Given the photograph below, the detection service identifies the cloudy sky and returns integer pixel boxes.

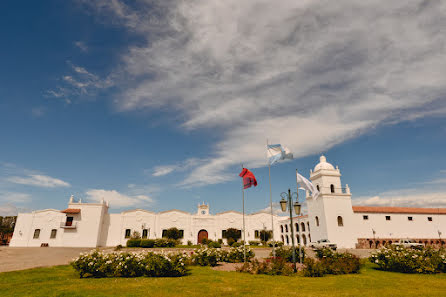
[1,0,446,216]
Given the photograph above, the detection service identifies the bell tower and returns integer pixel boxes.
[197,202,209,216]
[306,156,356,248]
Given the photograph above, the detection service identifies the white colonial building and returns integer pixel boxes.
[10,156,446,248]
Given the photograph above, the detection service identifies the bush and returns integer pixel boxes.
[224,228,241,244]
[268,241,284,247]
[370,245,446,274]
[154,238,177,247]
[187,240,193,246]
[201,238,210,245]
[191,247,223,267]
[140,239,155,248]
[302,258,325,277]
[114,244,123,251]
[237,257,293,276]
[71,250,187,278]
[231,241,243,248]
[126,239,141,248]
[164,228,183,240]
[271,246,306,263]
[225,246,255,263]
[249,241,260,246]
[302,248,361,277]
[208,241,221,248]
[218,239,223,244]
[227,238,235,246]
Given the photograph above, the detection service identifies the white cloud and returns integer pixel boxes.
[354,192,446,208]
[86,189,154,208]
[7,174,70,188]
[31,106,46,117]
[151,158,202,177]
[152,165,177,177]
[0,192,31,204]
[74,41,88,52]
[86,1,446,186]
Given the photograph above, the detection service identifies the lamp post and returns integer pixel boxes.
[280,188,301,272]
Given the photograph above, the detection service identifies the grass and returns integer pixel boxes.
[0,263,445,297]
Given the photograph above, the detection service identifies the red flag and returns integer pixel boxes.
[239,168,258,189]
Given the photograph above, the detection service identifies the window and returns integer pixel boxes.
[309,234,311,242]
[33,229,40,239]
[315,216,320,226]
[316,185,320,191]
[254,230,259,238]
[385,216,391,221]
[295,223,299,232]
[125,229,131,238]
[301,222,305,232]
[337,216,344,227]
[285,225,288,232]
[330,184,335,193]
[307,222,310,231]
[162,230,167,237]
[142,229,148,239]
[179,230,184,238]
[363,215,368,220]
[65,216,74,226]
[286,235,289,244]
[428,217,433,222]
[50,229,57,239]
[222,230,227,238]
[408,216,413,221]
[281,235,284,243]
[280,225,284,233]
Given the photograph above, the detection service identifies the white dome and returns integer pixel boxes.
[314,155,335,171]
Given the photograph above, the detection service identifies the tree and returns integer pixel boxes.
[164,227,183,240]
[224,228,241,243]
[260,230,272,243]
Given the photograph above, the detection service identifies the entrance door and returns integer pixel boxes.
[197,230,208,244]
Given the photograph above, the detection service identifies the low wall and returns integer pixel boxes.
[356,238,446,249]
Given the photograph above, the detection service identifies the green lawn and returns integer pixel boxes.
[0,263,445,297]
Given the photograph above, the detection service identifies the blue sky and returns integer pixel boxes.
[1,1,446,216]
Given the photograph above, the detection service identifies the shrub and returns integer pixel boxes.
[302,248,361,277]
[208,241,221,248]
[231,241,242,248]
[227,238,235,246]
[154,238,177,247]
[140,239,155,248]
[191,247,223,267]
[126,239,141,248]
[302,258,325,277]
[237,257,293,276]
[370,245,446,274]
[224,228,242,244]
[187,240,193,246]
[271,246,306,263]
[225,246,255,263]
[164,228,183,240]
[268,241,284,247]
[114,244,123,251]
[249,241,260,246]
[217,239,223,244]
[201,238,210,245]
[71,250,187,278]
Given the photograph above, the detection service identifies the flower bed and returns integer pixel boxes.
[370,245,446,274]
[190,246,255,266]
[237,257,294,275]
[71,250,187,278]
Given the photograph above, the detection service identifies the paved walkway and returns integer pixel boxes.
[0,247,92,273]
[0,246,374,273]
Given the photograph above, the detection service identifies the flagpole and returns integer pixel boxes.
[296,169,303,264]
[267,140,276,258]
[241,165,246,263]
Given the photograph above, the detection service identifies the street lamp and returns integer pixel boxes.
[280,189,301,272]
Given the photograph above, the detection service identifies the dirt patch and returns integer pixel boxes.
[211,262,243,272]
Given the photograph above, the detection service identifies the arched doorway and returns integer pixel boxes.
[197,230,208,244]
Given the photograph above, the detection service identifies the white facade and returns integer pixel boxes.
[10,156,446,248]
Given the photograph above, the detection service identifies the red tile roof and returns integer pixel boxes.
[352,206,446,215]
[61,208,81,214]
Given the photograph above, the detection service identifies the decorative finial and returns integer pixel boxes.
[320,155,326,162]
[69,195,74,203]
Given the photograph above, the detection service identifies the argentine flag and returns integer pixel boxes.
[267,144,293,165]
